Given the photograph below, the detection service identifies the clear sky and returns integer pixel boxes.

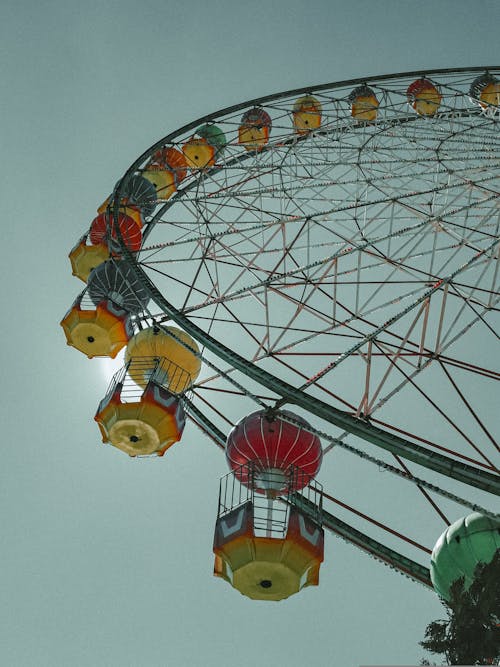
[1,1,499,666]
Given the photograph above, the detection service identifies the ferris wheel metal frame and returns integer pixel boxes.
[104,66,499,589]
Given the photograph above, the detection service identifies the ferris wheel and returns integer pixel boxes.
[62,67,500,601]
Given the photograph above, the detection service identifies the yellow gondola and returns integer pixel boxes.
[125,325,201,393]
[293,95,322,134]
[469,72,500,109]
[214,503,324,601]
[69,235,110,283]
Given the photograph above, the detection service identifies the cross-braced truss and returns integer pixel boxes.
[111,68,499,586]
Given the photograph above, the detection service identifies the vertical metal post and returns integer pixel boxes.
[265,497,273,537]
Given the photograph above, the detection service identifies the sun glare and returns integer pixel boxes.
[96,351,125,386]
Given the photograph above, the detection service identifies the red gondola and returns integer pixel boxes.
[89,211,142,252]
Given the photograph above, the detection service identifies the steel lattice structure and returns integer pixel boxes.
[103,67,500,588]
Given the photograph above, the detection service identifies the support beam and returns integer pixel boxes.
[125,259,499,496]
[293,494,433,588]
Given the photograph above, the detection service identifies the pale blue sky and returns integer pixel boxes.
[1,1,498,666]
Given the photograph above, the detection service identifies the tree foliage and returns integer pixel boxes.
[420,550,500,665]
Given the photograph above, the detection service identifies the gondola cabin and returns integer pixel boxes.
[238,107,272,150]
[89,210,143,253]
[214,501,324,601]
[142,147,188,200]
[293,95,322,134]
[97,200,143,229]
[95,371,186,457]
[125,325,201,393]
[69,235,110,283]
[116,174,158,217]
[183,124,227,169]
[469,73,500,109]
[430,512,500,602]
[407,78,442,116]
[213,459,324,601]
[60,296,133,359]
[87,259,150,315]
[349,85,379,122]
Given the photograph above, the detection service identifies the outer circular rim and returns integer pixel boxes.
[102,67,500,585]
[117,66,499,179]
